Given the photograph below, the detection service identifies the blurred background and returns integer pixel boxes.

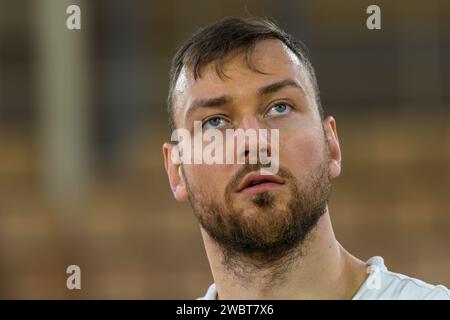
[0,0,449,298]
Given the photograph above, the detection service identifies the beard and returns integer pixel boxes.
[182,150,331,273]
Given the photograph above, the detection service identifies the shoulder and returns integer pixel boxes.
[382,270,450,300]
[354,256,450,300]
[197,283,217,300]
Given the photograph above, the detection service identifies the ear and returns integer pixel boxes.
[322,116,342,179]
[162,142,189,201]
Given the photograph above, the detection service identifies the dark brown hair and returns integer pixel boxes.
[167,17,323,132]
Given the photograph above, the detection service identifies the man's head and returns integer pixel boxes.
[163,17,341,266]
[167,17,323,133]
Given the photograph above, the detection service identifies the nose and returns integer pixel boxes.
[239,115,262,132]
[236,116,272,164]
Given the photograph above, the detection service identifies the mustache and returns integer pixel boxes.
[226,163,294,194]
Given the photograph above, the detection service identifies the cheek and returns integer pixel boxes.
[280,130,326,174]
[183,163,230,195]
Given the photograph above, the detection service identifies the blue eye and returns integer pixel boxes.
[203,117,226,129]
[268,103,292,116]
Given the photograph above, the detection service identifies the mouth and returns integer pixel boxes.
[236,172,285,195]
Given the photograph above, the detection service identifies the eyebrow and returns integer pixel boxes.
[185,95,232,122]
[184,78,305,122]
[258,79,305,96]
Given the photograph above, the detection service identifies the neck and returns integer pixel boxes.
[200,210,368,299]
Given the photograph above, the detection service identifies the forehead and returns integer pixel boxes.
[172,39,314,125]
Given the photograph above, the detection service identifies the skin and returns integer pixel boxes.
[163,39,368,299]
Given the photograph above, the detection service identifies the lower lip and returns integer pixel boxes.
[239,182,284,195]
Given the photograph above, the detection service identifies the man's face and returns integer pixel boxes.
[164,39,341,262]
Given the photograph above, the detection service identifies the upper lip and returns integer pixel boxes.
[236,172,285,192]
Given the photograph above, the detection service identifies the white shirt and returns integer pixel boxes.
[198,256,450,300]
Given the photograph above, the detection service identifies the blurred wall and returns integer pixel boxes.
[0,0,449,298]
